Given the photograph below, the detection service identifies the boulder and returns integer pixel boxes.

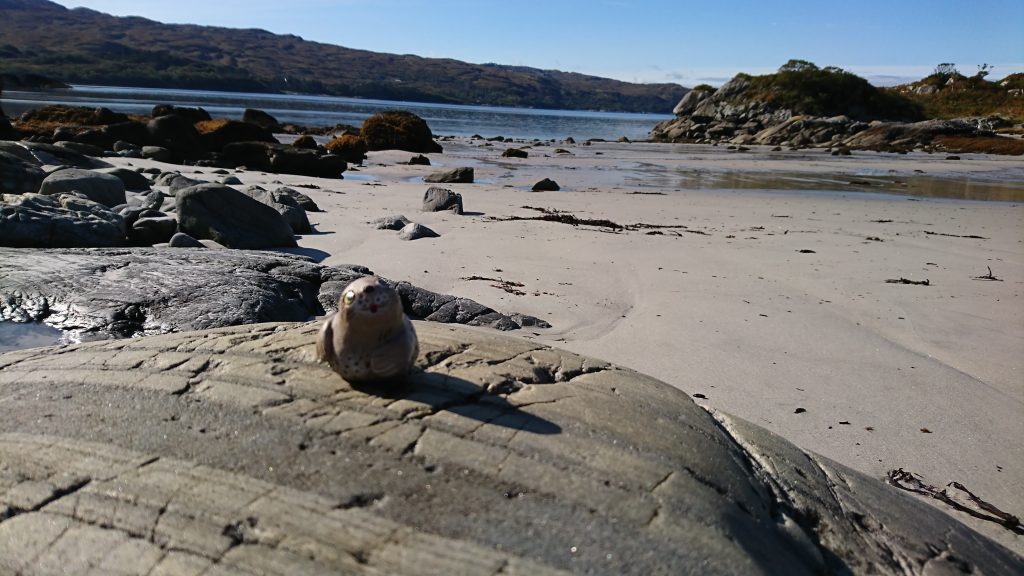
[373,214,411,230]
[175,183,297,248]
[158,173,207,195]
[324,134,367,164]
[13,141,110,169]
[151,104,211,124]
[141,146,174,163]
[130,213,178,246]
[422,186,464,214]
[168,231,205,248]
[220,142,347,178]
[532,178,560,191]
[424,167,474,183]
[221,175,243,185]
[240,185,311,234]
[398,222,440,240]
[502,148,528,158]
[0,192,126,247]
[242,108,281,130]
[196,119,275,152]
[99,167,151,192]
[292,134,319,150]
[408,154,431,165]
[0,113,19,140]
[273,186,320,212]
[147,115,204,160]
[39,168,126,207]
[101,121,151,147]
[0,150,45,194]
[361,110,442,153]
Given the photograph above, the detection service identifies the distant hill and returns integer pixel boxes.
[0,0,685,113]
[888,65,1024,122]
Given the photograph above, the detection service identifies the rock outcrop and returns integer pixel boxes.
[175,183,298,249]
[361,111,442,154]
[0,248,548,339]
[0,193,126,248]
[0,321,1018,574]
[38,168,126,208]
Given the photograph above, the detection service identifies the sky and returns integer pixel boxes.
[56,0,1024,87]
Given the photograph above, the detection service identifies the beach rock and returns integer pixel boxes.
[98,167,151,192]
[241,185,312,234]
[176,183,298,248]
[0,150,45,194]
[147,115,204,160]
[424,167,474,183]
[398,222,439,240]
[373,214,411,230]
[0,192,126,247]
[532,178,560,191]
[422,186,464,214]
[53,140,104,158]
[408,154,431,165]
[220,142,347,178]
[242,108,281,130]
[502,148,529,158]
[13,141,111,170]
[151,104,211,123]
[130,213,178,246]
[101,120,151,148]
[220,175,243,185]
[361,110,443,154]
[0,248,545,337]
[273,186,321,212]
[38,168,126,207]
[141,145,173,162]
[0,321,1017,574]
[197,119,275,152]
[168,231,205,248]
[0,113,17,140]
[158,173,207,195]
[324,134,367,164]
[292,134,319,149]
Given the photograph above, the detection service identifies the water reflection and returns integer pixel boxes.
[0,322,64,353]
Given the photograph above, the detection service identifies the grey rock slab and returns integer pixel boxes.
[422,186,464,214]
[0,321,1018,575]
[0,248,546,339]
[423,166,474,183]
[176,183,298,249]
[372,214,411,230]
[130,214,178,246]
[38,168,126,208]
[273,186,321,212]
[0,193,126,248]
[99,167,152,192]
[0,150,45,194]
[168,231,205,248]
[14,141,111,170]
[398,222,439,240]
[240,185,311,234]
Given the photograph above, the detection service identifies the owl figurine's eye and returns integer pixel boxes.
[342,290,356,306]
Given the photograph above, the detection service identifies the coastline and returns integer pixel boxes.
[13,138,1024,553]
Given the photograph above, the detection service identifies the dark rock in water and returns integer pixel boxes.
[39,168,126,208]
[422,186,464,214]
[151,104,210,124]
[408,154,431,165]
[141,146,173,163]
[0,248,544,338]
[398,222,439,240]
[502,148,528,159]
[361,111,442,154]
[532,178,560,191]
[273,186,320,212]
[424,167,474,183]
[99,167,151,192]
[130,213,178,246]
[0,193,126,248]
[197,120,275,152]
[240,185,311,234]
[147,115,204,160]
[168,231,204,248]
[373,214,411,230]
[292,134,319,150]
[242,108,281,131]
[0,150,45,194]
[176,183,297,249]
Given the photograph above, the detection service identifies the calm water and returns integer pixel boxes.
[1,85,673,142]
[0,322,64,353]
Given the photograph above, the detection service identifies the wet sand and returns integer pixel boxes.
[120,140,1024,551]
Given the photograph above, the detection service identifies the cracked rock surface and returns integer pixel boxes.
[0,322,1018,575]
[0,248,547,339]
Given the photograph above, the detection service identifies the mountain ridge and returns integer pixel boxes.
[0,0,685,113]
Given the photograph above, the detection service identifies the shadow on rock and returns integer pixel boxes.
[350,372,561,436]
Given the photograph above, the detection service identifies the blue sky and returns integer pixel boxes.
[57,0,1024,86]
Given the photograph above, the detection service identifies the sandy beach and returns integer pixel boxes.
[106,139,1023,552]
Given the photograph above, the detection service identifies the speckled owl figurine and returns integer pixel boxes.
[316,276,419,382]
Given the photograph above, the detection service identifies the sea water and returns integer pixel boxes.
[1,85,674,142]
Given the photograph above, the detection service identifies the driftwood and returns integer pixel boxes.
[972,266,1003,281]
[888,469,1023,534]
[923,230,988,239]
[886,278,930,286]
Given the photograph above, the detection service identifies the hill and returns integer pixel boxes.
[0,0,684,113]
[889,65,1024,123]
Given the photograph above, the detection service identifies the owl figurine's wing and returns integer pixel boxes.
[370,318,419,379]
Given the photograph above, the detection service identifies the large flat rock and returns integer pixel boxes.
[0,322,1018,574]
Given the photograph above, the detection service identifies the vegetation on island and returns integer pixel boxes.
[0,0,683,112]
[890,63,1024,122]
